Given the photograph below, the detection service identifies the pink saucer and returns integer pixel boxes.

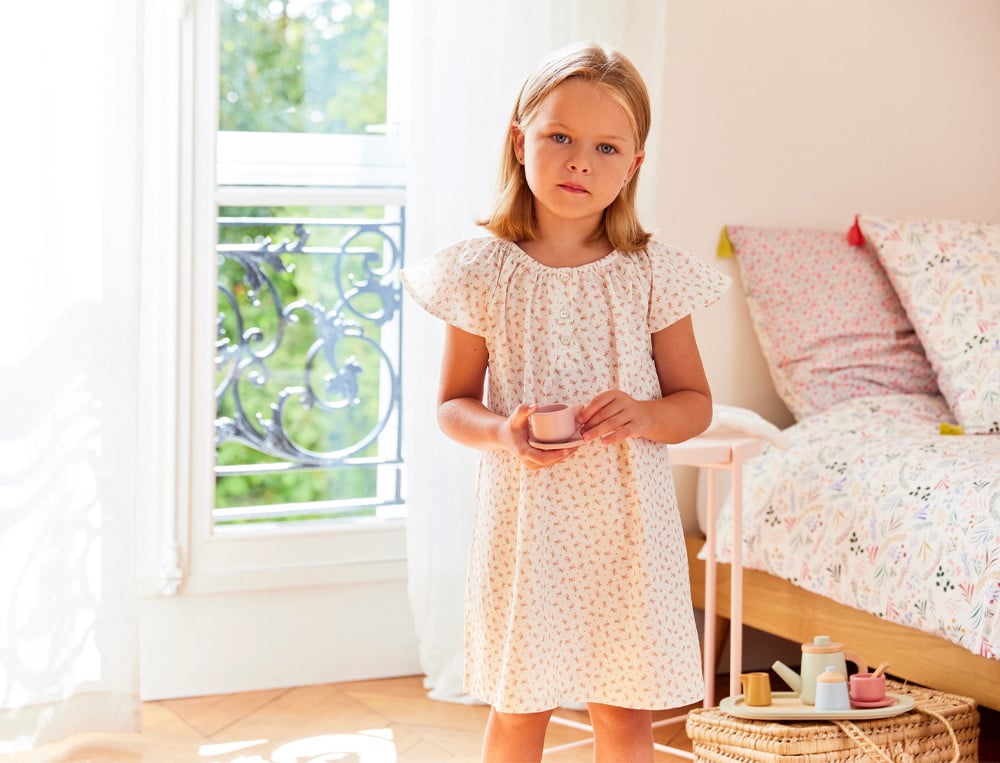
[529,434,587,450]
[850,696,896,709]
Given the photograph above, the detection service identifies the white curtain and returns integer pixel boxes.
[403,0,670,701]
[0,0,143,751]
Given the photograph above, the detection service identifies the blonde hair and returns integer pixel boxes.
[478,42,652,252]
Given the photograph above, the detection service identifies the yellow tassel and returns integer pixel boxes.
[717,226,734,258]
[939,422,965,435]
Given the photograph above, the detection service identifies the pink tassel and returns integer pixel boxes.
[847,215,865,246]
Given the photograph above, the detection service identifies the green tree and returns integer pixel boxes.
[220,0,388,134]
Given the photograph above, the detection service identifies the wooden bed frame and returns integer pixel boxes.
[685,534,1000,712]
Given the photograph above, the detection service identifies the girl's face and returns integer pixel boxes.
[513,78,644,237]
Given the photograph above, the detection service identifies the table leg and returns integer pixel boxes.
[702,467,717,709]
[729,453,745,698]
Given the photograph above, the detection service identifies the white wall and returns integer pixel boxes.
[649,0,1000,525]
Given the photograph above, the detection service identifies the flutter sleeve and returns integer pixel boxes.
[398,237,503,337]
[646,241,732,333]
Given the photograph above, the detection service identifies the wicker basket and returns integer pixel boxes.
[686,681,979,763]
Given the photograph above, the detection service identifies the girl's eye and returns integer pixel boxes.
[552,133,569,144]
[598,144,617,155]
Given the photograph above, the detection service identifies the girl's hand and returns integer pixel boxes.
[578,390,652,445]
[505,404,576,469]
[577,315,714,446]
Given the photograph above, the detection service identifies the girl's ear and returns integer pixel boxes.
[625,150,645,183]
[511,123,525,164]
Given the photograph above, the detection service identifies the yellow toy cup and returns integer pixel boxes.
[740,672,772,706]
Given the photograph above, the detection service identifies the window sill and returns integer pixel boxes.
[137,516,408,598]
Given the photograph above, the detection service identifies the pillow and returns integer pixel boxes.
[860,216,1000,434]
[727,226,939,420]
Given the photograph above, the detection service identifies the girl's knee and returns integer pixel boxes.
[488,707,554,732]
[587,703,652,733]
[587,704,655,763]
[482,707,555,762]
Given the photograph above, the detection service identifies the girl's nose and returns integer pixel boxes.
[568,156,591,174]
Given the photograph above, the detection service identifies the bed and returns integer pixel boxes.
[687,216,1000,712]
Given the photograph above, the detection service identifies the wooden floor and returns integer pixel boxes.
[13,675,697,763]
[13,674,1000,763]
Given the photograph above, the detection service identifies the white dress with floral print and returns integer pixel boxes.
[400,237,731,713]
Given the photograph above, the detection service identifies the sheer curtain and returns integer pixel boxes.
[0,0,143,751]
[403,0,670,701]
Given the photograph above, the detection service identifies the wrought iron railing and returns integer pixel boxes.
[213,205,404,525]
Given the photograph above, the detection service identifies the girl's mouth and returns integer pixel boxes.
[559,183,588,194]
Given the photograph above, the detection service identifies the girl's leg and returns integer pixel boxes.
[481,706,555,763]
[587,703,654,763]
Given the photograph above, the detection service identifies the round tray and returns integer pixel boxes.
[719,691,915,721]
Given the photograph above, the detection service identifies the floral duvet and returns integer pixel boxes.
[714,393,1000,659]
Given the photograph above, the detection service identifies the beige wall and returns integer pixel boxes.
[645,0,1000,518]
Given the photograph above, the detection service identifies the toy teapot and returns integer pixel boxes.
[772,635,867,705]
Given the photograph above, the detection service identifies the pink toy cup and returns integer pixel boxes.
[849,672,887,703]
[529,404,578,443]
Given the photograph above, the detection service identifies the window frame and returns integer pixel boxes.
[136,0,411,599]
[217,131,405,188]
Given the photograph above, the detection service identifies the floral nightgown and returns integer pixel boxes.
[400,237,730,712]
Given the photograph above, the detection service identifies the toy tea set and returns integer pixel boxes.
[720,636,916,720]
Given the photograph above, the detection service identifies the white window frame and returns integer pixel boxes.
[136,0,411,600]
[218,132,405,188]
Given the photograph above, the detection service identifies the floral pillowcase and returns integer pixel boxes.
[860,216,1000,434]
[727,226,939,420]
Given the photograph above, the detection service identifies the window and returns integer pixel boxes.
[214,0,406,529]
[220,0,390,137]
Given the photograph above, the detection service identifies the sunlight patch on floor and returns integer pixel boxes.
[197,738,269,756]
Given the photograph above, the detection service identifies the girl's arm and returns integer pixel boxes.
[436,323,499,448]
[579,315,713,445]
[437,324,570,467]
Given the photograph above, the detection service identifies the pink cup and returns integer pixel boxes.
[529,404,578,443]
[849,672,887,703]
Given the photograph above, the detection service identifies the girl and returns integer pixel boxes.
[401,42,730,763]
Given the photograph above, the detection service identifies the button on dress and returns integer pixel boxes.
[400,237,731,712]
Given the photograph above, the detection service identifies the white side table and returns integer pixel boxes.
[667,433,764,705]
[545,433,763,758]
